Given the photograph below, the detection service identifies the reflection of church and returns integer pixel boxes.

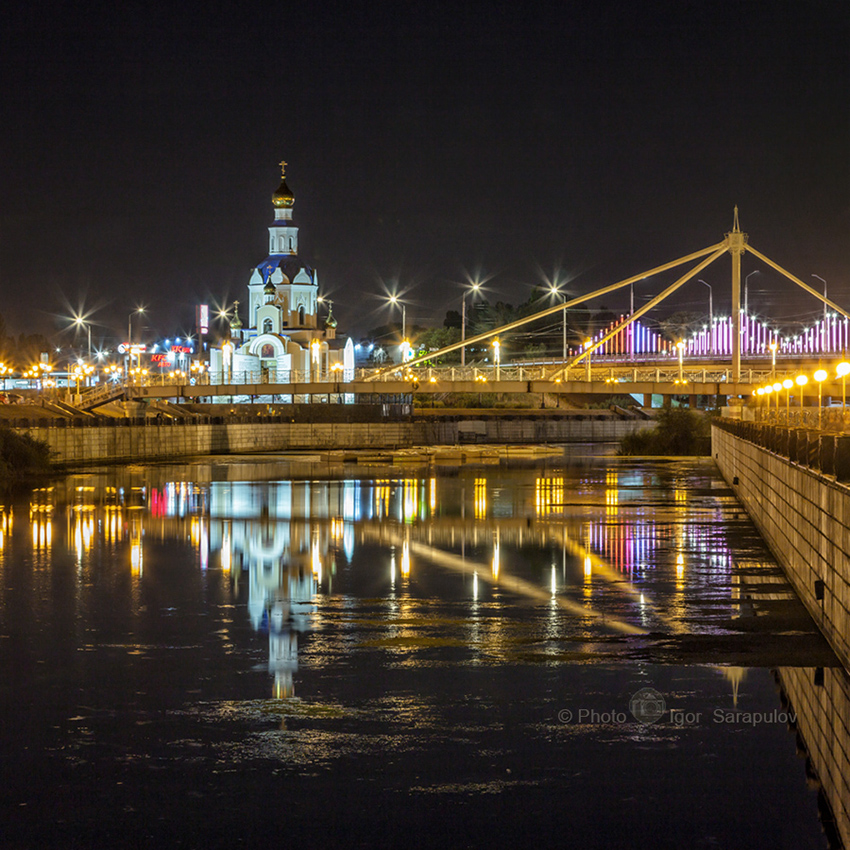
[210,162,354,385]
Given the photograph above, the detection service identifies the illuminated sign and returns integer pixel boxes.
[117,344,147,354]
[170,345,191,354]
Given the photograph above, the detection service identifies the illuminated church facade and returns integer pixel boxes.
[210,162,353,388]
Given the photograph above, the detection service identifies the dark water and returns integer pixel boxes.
[0,450,845,849]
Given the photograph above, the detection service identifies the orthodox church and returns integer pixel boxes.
[210,162,352,388]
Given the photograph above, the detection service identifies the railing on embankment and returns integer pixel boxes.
[18,413,650,468]
[713,419,850,671]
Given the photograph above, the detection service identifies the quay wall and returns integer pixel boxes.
[19,416,649,467]
[712,421,850,670]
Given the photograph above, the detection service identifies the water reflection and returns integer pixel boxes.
[1,457,845,847]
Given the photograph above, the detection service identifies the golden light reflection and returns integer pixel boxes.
[606,470,619,516]
[429,477,437,513]
[375,480,391,519]
[535,476,564,516]
[400,538,411,576]
[104,507,122,544]
[403,479,418,522]
[492,529,500,579]
[312,532,322,583]
[474,478,487,519]
[130,520,143,576]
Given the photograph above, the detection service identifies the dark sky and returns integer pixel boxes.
[1,0,848,347]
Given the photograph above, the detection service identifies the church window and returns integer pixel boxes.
[298,306,305,324]
[262,318,273,334]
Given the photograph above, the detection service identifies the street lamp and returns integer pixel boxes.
[796,374,808,424]
[836,361,850,414]
[492,339,501,381]
[549,284,567,363]
[783,378,793,422]
[813,275,828,351]
[814,369,828,429]
[584,338,593,382]
[697,280,713,353]
[676,340,684,382]
[461,281,481,367]
[388,294,406,344]
[128,307,145,373]
[73,316,92,362]
[769,341,778,379]
[744,270,759,316]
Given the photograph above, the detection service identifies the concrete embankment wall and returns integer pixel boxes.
[20,416,648,467]
[776,666,850,848]
[712,421,850,670]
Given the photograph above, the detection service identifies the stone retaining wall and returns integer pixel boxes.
[713,421,850,670]
[19,417,650,467]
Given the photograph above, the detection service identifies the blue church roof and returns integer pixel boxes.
[256,255,315,285]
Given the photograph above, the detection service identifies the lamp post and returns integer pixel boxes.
[128,307,145,374]
[697,279,713,353]
[783,378,793,423]
[73,317,92,362]
[814,369,828,429]
[836,361,850,417]
[584,338,592,382]
[813,275,827,352]
[388,295,406,343]
[492,339,501,382]
[549,284,567,363]
[769,341,778,379]
[796,374,808,426]
[461,282,481,367]
[744,270,759,316]
[676,340,684,382]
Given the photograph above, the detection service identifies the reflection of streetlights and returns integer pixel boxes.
[461,282,481,367]
[814,369,827,429]
[837,361,850,413]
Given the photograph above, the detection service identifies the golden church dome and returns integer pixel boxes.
[272,177,295,208]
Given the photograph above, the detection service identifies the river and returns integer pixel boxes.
[0,449,846,849]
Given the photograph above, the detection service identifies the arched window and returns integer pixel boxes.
[262,318,273,334]
[298,306,305,325]
[260,344,275,359]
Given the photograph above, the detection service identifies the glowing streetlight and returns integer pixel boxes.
[388,294,406,343]
[492,338,501,381]
[836,361,850,414]
[769,341,778,379]
[676,340,685,382]
[814,369,828,429]
[771,381,782,413]
[461,280,482,367]
[72,316,92,362]
[549,283,567,362]
[585,338,593,382]
[782,378,793,421]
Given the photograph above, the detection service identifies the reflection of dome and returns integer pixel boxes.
[272,177,295,208]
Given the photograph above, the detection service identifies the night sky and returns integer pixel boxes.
[2,1,848,348]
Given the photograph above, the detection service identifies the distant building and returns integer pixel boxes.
[210,162,353,390]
